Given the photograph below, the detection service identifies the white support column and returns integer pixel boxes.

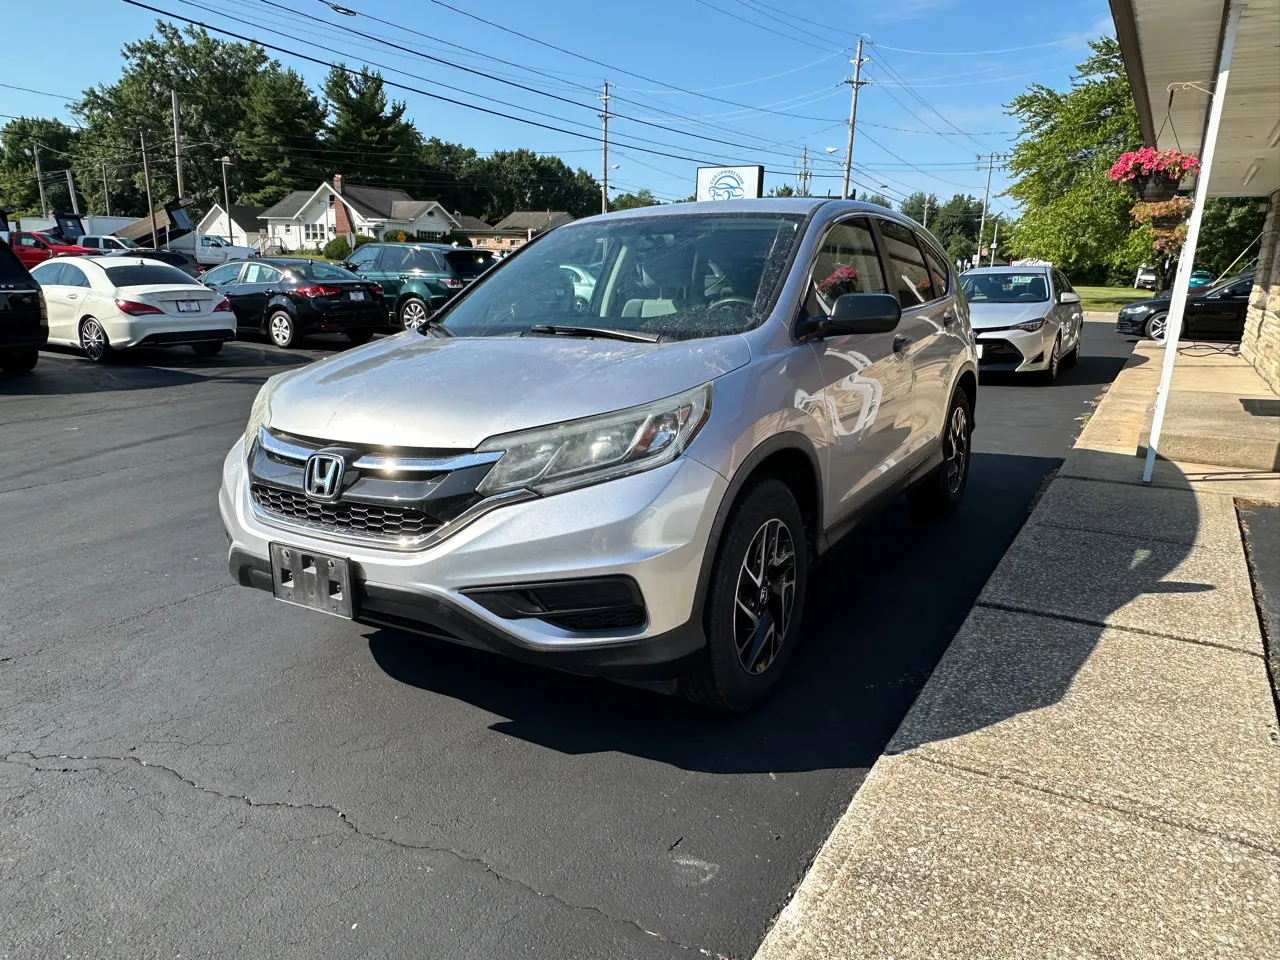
[1143,0,1247,483]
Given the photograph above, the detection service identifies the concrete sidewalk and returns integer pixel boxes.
[757,342,1280,959]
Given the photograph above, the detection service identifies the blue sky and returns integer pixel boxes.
[3,0,1115,215]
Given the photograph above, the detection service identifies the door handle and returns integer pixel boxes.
[893,334,913,353]
[68,294,78,300]
[942,311,956,326]
[398,274,410,281]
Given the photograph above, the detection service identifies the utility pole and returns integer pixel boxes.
[32,143,48,217]
[598,81,611,215]
[65,169,80,215]
[841,38,868,201]
[101,163,112,217]
[990,218,1000,266]
[798,146,812,196]
[171,89,184,199]
[140,130,158,249]
[922,195,930,228]
[975,152,1006,267]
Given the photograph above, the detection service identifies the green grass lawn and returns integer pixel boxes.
[1074,285,1153,313]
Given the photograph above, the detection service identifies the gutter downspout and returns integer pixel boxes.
[1143,0,1247,483]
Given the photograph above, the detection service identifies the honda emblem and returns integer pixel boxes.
[304,453,345,501]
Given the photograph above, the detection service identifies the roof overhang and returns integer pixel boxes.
[1110,0,1280,197]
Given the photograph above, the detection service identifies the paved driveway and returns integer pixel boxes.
[0,322,1131,959]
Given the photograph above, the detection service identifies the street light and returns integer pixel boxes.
[218,156,234,221]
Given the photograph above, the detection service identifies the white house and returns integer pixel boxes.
[196,204,267,248]
[259,175,461,253]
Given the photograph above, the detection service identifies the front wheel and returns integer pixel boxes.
[268,310,297,348]
[908,390,973,518]
[679,479,809,712]
[0,348,38,374]
[1144,312,1168,344]
[1038,333,1061,384]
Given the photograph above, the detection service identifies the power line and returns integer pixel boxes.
[690,0,842,53]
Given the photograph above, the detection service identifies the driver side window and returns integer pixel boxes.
[803,219,886,319]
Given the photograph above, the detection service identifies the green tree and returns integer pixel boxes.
[75,22,273,214]
[235,68,326,205]
[464,149,599,222]
[1005,37,1146,280]
[859,191,893,209]
[610,188,660,210]
[899,191,940,227]
[1196,199,1268,277]
[0,117,77,216]
[322,65,420,187]
[767,184,796,198]
[419,137,481,214]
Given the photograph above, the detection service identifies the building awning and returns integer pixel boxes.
[1110,0,1280,197]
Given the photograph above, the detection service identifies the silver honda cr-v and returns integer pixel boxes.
[220,199,977,711]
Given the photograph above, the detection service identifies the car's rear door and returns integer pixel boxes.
[804,216,915,518]
[373,245,419,303]
[1198,278,1253,336]
[235,262,284,323]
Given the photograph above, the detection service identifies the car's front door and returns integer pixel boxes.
[29,262,75,342]
[13,233,51,268]
[803,217,915,522]
[202,262,248,322]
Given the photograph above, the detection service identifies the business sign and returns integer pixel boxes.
[696,165,764,202]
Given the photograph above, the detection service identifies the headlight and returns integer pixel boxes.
[1011,318,1048,332]
[477,383,712,497]
[1121,303,1154,315]
[243,382,275,451]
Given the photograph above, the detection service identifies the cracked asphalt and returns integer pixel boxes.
[0,322,1131,959]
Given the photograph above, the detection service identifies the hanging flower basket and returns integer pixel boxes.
[1107,147,1200,200]
[1131,197,1193,230]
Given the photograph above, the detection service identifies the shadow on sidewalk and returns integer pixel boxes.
[364,450,1179,775]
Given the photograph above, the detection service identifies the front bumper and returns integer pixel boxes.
[1116,311,1152,335]
[219,438,727,677]
[975,323,1058,372]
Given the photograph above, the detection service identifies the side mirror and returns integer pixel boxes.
[823,292,902,336]
[1058,290,1081,305]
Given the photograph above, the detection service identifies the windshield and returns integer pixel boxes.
[103,263,202,287]
[960,271,1050,303]
[444,249,493,278]
[284,260,359,281]
[434,213,804,340]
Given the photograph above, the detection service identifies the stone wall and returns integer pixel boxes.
[1241,188,1280,394]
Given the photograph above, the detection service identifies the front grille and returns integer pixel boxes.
[251,483,439,540]
[542,606,646,631]
[979,339,1023,364]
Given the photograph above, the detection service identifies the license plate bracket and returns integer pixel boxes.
[349,290,365,301]
[269,543,354,618]
[178,300,201,312]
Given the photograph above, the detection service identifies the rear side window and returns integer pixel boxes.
[0,243,34,284]
[444,249,493,278]
[294,261,359,281]
[242,263,282,284]
[60,263,92,288]
[102,263,199,287]
[378,246,418,273]
[804,218,886,319]
[877,219,935,307]
[81,237,100,249]
[414,250,444,272]
[920,240,950,298]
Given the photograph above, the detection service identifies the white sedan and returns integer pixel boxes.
[30,256,235,362]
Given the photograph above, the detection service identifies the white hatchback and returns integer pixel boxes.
[30,256,235,362]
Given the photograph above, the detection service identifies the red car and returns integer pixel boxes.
[9,231,95,268]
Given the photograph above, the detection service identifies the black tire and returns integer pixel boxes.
[0,348,38,374]
[346,329,373,345]
[267,310,297,349]
[1037,333,1062,384]
[79,318,114,363]
[678,479,809,712]
[398,296,429,331]
[191,342,223,357]
[1144,312,1168,344]
[907,388,973,519]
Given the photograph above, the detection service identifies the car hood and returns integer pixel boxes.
[267,332,752,449]
[968,301,1053,329]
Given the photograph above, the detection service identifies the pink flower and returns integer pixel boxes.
[1107,147,1200,182]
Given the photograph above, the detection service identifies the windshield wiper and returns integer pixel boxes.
[526,324,662,343]
[415,316,452,337]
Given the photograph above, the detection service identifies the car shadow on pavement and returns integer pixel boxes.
[368,450,1127,775]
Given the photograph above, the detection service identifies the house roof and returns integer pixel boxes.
[261,190,312,220]
[492,211,574,232]
[228,204,267,232]
[453,213,494,232]
[340,183,414,220]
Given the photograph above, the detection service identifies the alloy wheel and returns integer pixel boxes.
[944,404,969,494]
[401,299,428,331]
[1147,313,1168,343]
[270,313,293,347]
[733,518,797,675]
[81,320,107,362]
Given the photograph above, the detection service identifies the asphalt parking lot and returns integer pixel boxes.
[1,320,1132,960]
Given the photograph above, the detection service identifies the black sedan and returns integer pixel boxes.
[1116,270,1254,343]
[200,258,385,348]
[109,247,203,278]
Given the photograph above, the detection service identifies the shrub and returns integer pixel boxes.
[323,236,351,260]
